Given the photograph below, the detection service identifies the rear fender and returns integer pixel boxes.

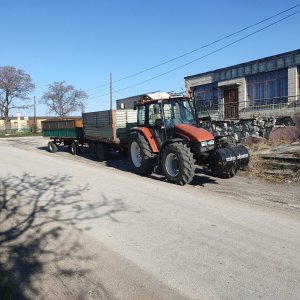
[131,127,159,153]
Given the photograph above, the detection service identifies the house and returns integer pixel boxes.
[185,49,300,120]
[116,91,159,110]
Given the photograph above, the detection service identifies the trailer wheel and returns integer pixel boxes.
[89,142,97,159]
[161,142,195,185]
[70,142,78,155]
[129,132,155,176]
[97,142,108,161]
[48,141,58,153]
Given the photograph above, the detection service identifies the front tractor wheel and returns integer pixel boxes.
[162,143,195,185]
[129,132,155,176]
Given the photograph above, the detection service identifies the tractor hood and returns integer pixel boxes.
[175,124,214,142]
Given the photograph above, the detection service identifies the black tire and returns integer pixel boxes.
[220,167,237,179]
[89,142,97,160]
[161,142,195,185]
[128,132,155,176]
[70,142,78,155]
[97,142,108,161]
[48,141,58,153]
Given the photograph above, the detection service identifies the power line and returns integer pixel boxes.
[86,3,300,93]
[88,9,299,99]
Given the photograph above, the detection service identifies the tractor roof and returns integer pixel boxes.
[135,92,190,107]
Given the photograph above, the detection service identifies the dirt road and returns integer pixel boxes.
[0,137,299,299]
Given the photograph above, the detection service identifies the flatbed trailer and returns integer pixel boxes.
[41,119,84,155]
[82,109,137,161]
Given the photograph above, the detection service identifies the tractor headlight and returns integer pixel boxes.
[201,140,214,147]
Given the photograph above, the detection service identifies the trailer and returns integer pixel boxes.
[41,118,84,155]
[82,109,137,161]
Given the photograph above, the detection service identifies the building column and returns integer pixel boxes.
[288,67,298,102]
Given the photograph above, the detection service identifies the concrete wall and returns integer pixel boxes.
[185,73,213,91]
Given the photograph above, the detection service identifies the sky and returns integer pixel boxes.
[0,0,299,116]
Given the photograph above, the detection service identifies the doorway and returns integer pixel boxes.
[224,88,239,119]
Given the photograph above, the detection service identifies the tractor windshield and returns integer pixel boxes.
[163,99,196,128]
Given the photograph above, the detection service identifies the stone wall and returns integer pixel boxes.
[211,116,299,142]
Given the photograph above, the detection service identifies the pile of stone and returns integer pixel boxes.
[211,116,299,143]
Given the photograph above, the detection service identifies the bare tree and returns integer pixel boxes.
[41,81,87,117]
[0,66,35,130]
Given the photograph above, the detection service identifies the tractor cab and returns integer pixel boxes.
[134,92,215,151]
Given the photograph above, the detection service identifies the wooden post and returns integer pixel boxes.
[110,72,112,110]
[34,96,37,133]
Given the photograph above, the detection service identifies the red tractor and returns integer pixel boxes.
[128,93,249,185]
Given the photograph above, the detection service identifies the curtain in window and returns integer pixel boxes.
[246,69,288,105]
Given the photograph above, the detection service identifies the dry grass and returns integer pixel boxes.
[245,139,292,153]
[242,140,300,183]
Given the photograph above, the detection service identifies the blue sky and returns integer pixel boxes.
[0,0,299,116]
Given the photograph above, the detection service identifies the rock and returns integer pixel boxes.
[269,126,299,143]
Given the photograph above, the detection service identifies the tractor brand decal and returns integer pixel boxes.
[226,156,236,162]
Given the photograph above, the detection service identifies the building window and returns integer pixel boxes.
[232,69,237,77]
[193,83,218,110]
[226,70,232,79]
[238,67,244,77]
[252,64,258,74]
[246,69,288,105]
[245,65,251,75]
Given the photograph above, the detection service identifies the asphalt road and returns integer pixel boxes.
[0,137,299,300]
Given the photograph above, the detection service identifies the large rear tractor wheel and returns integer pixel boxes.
[161,142,195,185]
[97,142,108,161]
[129,132,155,176]
[48,141,58,153]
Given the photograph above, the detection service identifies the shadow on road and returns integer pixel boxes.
[0,173,129,299]
[37,143,219,187]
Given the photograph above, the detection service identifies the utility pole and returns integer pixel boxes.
[110,72,112,110]
[33,96,37,133]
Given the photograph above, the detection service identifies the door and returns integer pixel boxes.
[224,88,239,119]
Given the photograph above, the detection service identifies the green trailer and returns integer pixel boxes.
[82,109,137,161]
[41,119,84,155]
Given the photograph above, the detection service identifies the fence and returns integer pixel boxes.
[198,96,300,120]
[0,127,33,134]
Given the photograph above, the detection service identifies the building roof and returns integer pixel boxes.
[116,91,159,102]
[184,49,300,80]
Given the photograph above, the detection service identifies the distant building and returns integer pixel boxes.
[0,116,81,132]
[116,92,159,109]
[185,49,300,120]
